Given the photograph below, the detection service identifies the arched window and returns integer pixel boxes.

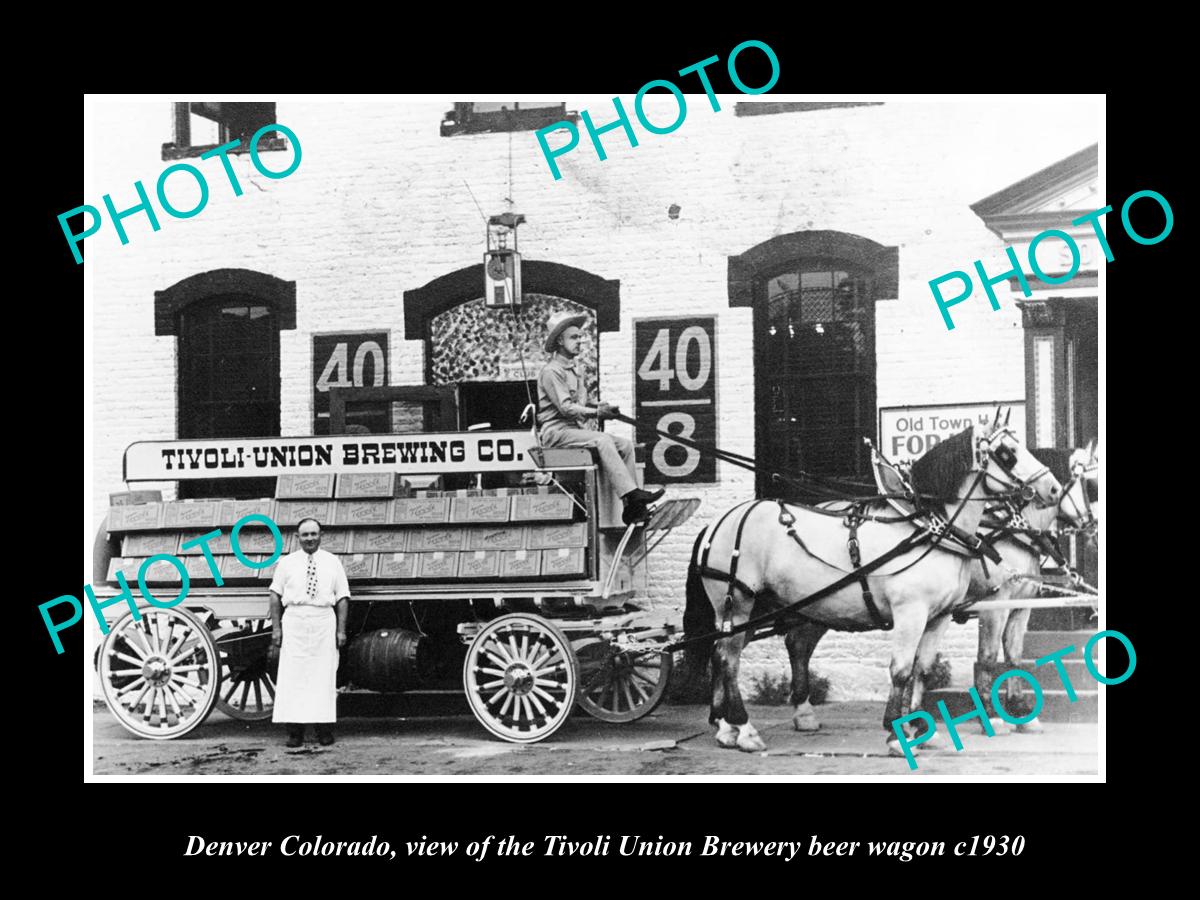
[156,269,295,499]
[179,298,280,441]
[176,298,280,499]
[760,263,875,487]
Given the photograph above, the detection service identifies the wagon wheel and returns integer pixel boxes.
[463,614,579,743]
[574,638,672,723]
[210,618,277,721]
[98,606,220,740]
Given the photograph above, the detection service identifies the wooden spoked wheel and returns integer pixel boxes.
[574,639,673,723]
[98,607,220,739]
[210,618,276,721]
[463,614,579,743]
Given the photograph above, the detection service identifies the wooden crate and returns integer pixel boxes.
[332,499,392,526]
[217,499,274,526]
[450,495,511,523]
[351,529,409,553]
[409,528,466,552]
[541,547,586,577]
[105,557,143,584]
[231,527,284,556]
[106,503,163,532]
[466,525,526,551]
[499,549,541,579]
[109,490,163,506]
[272,500,332,527]
[458,550,500,578]
[526,523,588,549]
[417,551,459,579]
[220,555,268,581]
[335,473,398,498]
[178,531,232,555]
[275,473,336,499]
[510,493,575,521]
[121,532,182,557]
[391,497,451,525]
[339,553,377,580]
[184,555,222,584]
[161,500,222,529]
[377,552,418,580]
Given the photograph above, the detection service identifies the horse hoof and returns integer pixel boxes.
[716,727,739,749]
[737,734,767,753]
[988,717,1012,735]
[887,738,915,758]
[922,731,946,750]
[793,714,820,733]
[1016,718,1044,734]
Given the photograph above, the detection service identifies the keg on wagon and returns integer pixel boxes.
[343,629,436,692]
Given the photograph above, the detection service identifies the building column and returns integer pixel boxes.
[1019,300,1067,449]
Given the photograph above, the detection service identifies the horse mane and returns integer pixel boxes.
[910,426,975,500]
[1029,446,1073,484]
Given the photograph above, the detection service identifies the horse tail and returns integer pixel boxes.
[684,527,716,640]
[670,527,717,703]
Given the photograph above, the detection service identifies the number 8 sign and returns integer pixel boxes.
[633,317,717,484]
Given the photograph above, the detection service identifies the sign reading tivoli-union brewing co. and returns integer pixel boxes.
[124,432,540,480]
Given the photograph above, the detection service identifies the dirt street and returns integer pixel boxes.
[92,698,1099,777]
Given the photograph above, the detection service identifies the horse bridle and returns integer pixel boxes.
[1058,457,1099,533]
[973,427,1055,507]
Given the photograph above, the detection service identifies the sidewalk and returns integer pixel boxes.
[92,699,1099,778]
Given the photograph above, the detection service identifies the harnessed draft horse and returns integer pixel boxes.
[683,419,1062,756]
[776,441,1099,741]
[971,440,1098,735]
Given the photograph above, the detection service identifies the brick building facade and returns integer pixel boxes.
[85,97,1100,699]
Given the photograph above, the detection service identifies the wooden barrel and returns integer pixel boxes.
[344,628,435,692]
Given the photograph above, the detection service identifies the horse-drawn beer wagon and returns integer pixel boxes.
[92,428,697,743]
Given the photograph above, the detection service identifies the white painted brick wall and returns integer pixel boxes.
[85,98,1097,699]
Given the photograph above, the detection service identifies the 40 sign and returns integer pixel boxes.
[313,332,388,435]
[634,317,716,483]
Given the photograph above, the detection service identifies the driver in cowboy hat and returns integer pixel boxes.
[537,311,664,524]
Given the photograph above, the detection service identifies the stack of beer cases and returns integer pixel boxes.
[104,475,589,588]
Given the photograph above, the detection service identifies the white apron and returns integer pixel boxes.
[271,605,338,723]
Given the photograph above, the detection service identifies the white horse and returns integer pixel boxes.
[778,441,1097,740]
[973,440,1098,734]
[684,419,1062,756]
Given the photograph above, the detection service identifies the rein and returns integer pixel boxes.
[611,411,1032,509]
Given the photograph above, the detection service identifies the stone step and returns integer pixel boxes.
[1020,631,1096,660]
[1023,657,1093,687]
[994,656,1093,687]
[968,657,1093,689]
[922,687,1097,723]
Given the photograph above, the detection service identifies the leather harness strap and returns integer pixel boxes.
[844,504,892,630]
[695,501,763,623]
[677,522,938,653]
[681,459,1006,652]
[979,510,1068,568]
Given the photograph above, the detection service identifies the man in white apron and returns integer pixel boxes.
[268,517,351,747]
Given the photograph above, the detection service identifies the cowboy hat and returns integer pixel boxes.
[543,311,588,354]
